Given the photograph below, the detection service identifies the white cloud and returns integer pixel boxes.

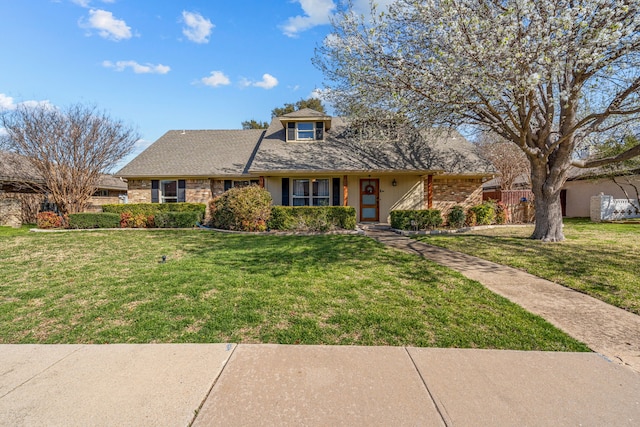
[71,0,116,8]
[281,0,336,37]
[20,100,54,110]
[310,87,330,101]
[103,60,170,74]
[81,9,132,41]
[0,93,16,111]
[0,94,53,112]
[254,74,279,89]
[201,71,230,87]
[181,11,214,44]
[241,74,279,90]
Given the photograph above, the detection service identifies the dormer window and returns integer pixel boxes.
[286,121,325,142]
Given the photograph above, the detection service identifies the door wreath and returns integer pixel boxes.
[364,184,375,194]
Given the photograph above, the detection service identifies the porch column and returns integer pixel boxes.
[259,176,265,188]
[343,175,348,206]
[427,175,433,209]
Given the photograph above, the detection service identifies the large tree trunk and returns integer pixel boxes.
[530,159,566,242]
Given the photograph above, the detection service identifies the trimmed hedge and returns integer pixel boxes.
[154,212,201,228]
[268,206,356,231]
[390,209,443,230]
[103,203,206,217]
[68,213,121,229]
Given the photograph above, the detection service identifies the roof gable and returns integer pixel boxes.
[250,117,494,175]
[116,129,264,178]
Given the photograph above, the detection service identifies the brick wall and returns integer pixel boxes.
[186,179,212,203]
[211,180,225,197]
[429,177,484,214]
[127,179,212,204]
[127,180,152,203]
[0,197,22,228]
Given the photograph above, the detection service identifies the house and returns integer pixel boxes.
[562,166,640,218]
[0,150,127,223]
[116,109,495,223]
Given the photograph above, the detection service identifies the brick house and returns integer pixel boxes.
[0,150,127,224]
[116,109,495,223]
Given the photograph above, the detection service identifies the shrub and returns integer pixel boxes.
[467,202,497,226]
[154,212,201,228]
[36,212,64,229]
[103,203,206,218]
[120,212,151,228]
[446,205,466,228]
[495,201,508,225]
[209,185,272,231]
[390,209,443,230]
[267,206,357,231]
[68,213,120,229]
[465,209,477,227]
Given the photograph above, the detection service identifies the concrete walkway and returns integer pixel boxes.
[1,344,639,426]
[364,228,640,373]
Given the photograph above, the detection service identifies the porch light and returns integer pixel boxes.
[392,178,397,187]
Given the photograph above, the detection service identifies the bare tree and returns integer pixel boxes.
[476,133,530,190]
[1,103,139,216]
[316,0,640,241]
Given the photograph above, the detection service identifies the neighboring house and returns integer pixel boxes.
[0,150,127,217]
[116,109,495,223]
[562,166,640,218]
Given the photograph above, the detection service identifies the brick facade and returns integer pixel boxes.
[127,180,153,203]
[0,197,22,228]
[127,179,212,204]
[211,180,225,198]
[428,177,484,214]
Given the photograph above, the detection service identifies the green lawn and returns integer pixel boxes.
[414,219,640,315]
[0,226,587,351]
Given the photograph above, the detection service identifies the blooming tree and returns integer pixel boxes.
[316,0,640,241]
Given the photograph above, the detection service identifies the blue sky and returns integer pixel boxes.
[0,0,388,166]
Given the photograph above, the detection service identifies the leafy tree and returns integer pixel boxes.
[476,132,530,191]
[316,0,640,241]
[1,103,139,216]
[271,98,326,117]
[241,98,327,129]
[241,119,269,130]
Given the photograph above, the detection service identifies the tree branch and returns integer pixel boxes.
[572,139,640,168]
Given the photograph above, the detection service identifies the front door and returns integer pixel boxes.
[360,178,379,222]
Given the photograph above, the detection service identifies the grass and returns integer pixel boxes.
[414,218,640,315]
[0,226,587,351]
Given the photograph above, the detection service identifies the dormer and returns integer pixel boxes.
[279,108,332,142]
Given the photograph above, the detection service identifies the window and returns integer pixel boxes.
[93,189,109,197]
[286,121,325,141]
[161,180,178,203]
[292,178,330,206]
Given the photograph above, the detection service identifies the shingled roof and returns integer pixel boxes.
[249,117,494,175]
[116,129,265,178]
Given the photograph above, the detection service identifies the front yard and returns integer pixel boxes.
[415,219,640,315]
[0,226,587,351]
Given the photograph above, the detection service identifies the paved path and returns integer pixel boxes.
[1,344,639,426]
[364,228,640,373]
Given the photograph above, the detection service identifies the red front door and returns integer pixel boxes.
[360,178,379,222]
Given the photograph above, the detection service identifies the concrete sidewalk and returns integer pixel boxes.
[1,344,639,426]
[364,228,640,373]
